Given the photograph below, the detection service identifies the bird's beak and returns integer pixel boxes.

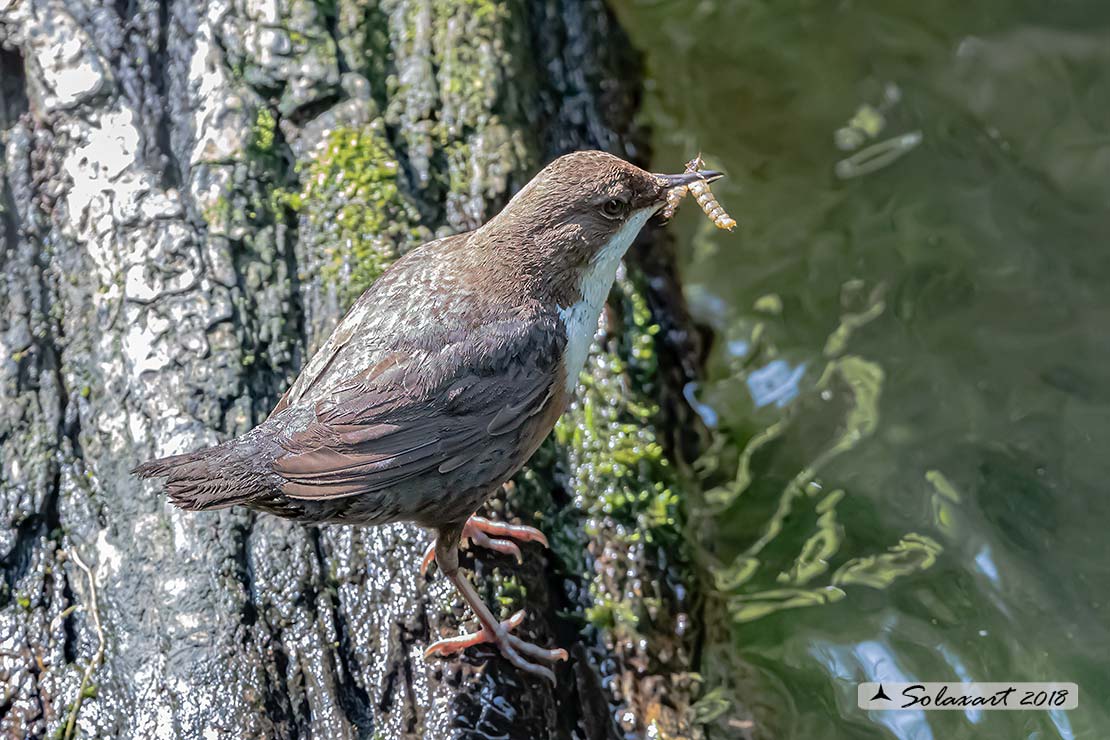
[655,170,724,189]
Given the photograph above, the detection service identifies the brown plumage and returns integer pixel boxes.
[133,150,724,681]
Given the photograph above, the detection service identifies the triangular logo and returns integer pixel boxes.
[870,684,891,702]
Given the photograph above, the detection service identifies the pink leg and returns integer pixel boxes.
[424,528,567,682]
[420,515,549,575]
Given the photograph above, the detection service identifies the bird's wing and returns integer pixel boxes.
[272,317,563,500]
[270,293,376,417]
[269,233,468,417]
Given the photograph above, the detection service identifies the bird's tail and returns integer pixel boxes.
[132,431,281,511]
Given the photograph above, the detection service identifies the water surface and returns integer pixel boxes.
[610,1,1110,737]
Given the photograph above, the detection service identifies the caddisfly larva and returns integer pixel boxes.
[660,155,737,230]
[685,155,736,231]
[661,182,688,221]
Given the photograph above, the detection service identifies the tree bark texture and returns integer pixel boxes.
[0,0,707,737]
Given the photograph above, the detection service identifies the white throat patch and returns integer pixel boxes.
[557,208,654,393]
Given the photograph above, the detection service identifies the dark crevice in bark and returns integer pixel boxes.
[115,0,183,189]
[114,0,132,26]
[530,469,613,737]
[311,529,375,737]
[0,49,28,263]
[266,635,296,736]
[1,185,21,306]
[321,2,350,78]
[37,258,76,615]
[376,649,399,715]
[397,617,423,735]
[0,128,63,618]
[152,0,181,188]
[552,588,618,739]
[278,198,306,395]
[229,239,300,421]
[526,0,644,160]
[236,516,259,627]
[0,46,28,132]
[289,644,313,739]
[261,630,297,738]
[282,91,344,128]
[0,518,37,607]
[570,641,619,740]
[60,571,78,663]
[341,1,394,120]
[237,520,299,736]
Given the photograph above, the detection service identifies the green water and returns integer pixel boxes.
[610,1,1110,737]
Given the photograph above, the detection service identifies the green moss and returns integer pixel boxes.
[554,275,679,535]
[545,273,691,642]
[268,186,302,216]
[690,686,734,724]
[494,571,527,611]
[585,599,639,632]
[251,108,277,154]
[431,0,510,129]
[298,121,423,306]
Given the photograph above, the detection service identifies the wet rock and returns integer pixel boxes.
[0,0,708,737]
[2,0,109,112]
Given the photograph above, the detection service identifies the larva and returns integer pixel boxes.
[661,183,688,220]
[660,155,737,231]
[685,155,736,231]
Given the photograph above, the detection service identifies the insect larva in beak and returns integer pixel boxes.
[661,184,688,220]
[685,156,736,231]
[659,154,736,230]
[687,179,736,231]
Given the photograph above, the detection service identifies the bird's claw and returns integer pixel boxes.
[425,609,568,682]
[421,516,548,576]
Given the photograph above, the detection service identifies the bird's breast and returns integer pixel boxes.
[553,208,655,394]
[556,300,601,394]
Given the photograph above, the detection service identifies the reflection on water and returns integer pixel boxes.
[705,297,941,624]
[611,0,1110,737]
[747,359,806,409]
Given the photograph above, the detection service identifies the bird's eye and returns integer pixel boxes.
[601,199,625,219]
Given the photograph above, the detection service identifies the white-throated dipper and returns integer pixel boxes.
[134,150,723,682]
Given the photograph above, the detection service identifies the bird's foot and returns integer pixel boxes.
[421,516,549,575]
[424,609,568,682]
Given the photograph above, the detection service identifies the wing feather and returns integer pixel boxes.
[272,317,563,501]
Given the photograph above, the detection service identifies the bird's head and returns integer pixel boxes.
[479,150,721,303]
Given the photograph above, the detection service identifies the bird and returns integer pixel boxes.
[133,150,723,682]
